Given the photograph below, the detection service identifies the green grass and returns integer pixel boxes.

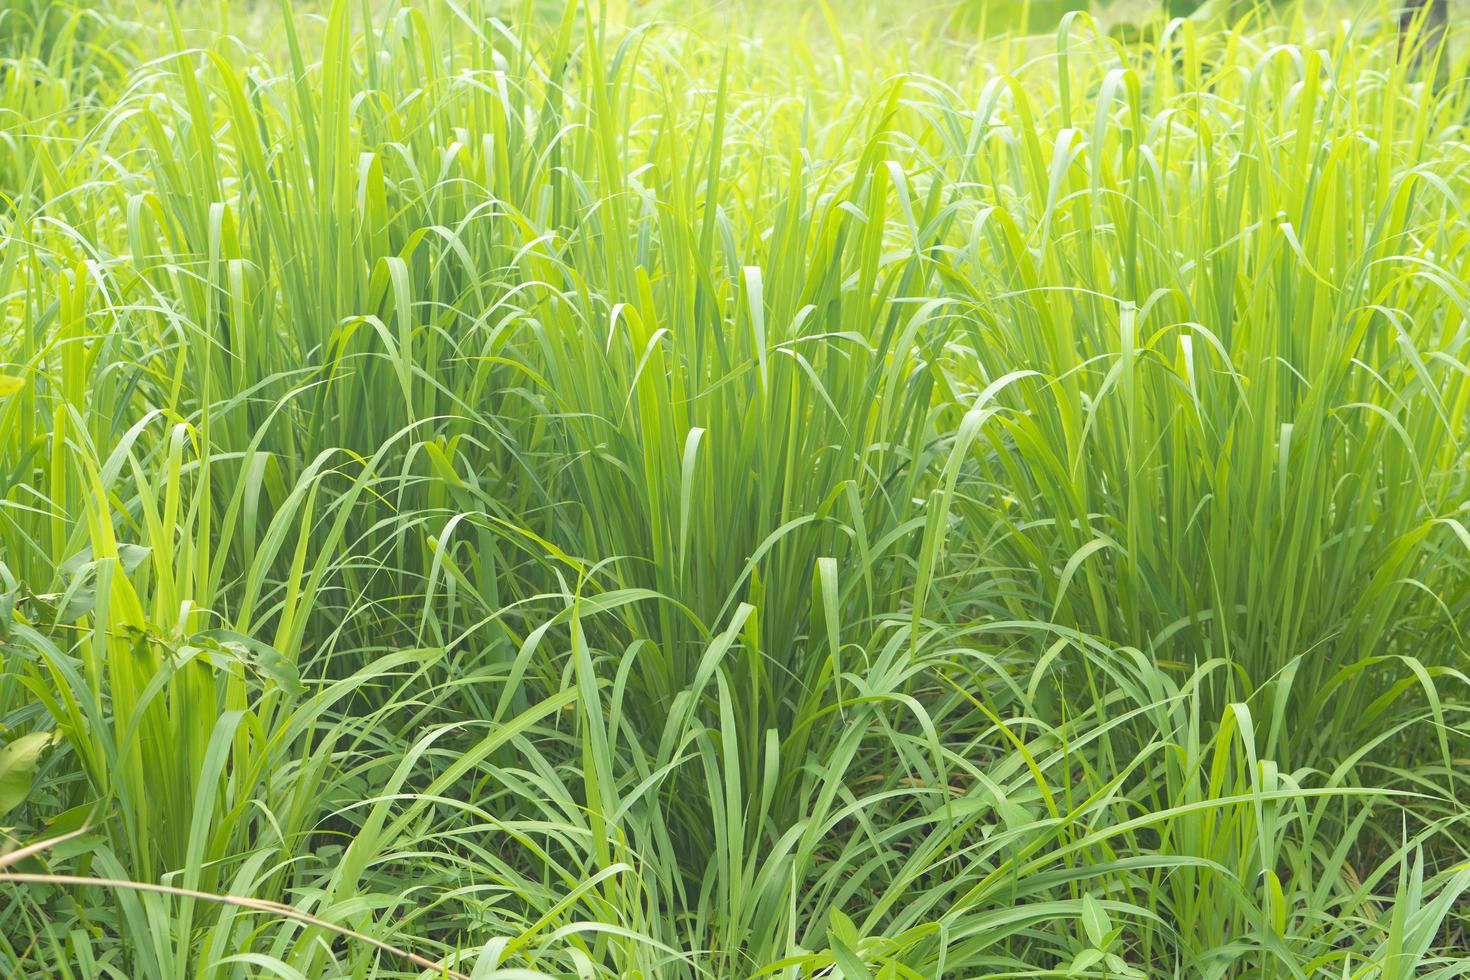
[1,0,1468,976]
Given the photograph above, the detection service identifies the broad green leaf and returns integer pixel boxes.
[0,732,55,817]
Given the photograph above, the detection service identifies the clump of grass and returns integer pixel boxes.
[1,0,1467,976]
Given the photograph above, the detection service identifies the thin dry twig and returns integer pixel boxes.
[0,868,469,979]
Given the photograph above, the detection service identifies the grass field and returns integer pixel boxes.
[1,0,1468,976]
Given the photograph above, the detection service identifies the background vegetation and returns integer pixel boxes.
[1,0,1467,976]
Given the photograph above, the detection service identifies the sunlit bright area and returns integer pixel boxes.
[1,0,1467,976]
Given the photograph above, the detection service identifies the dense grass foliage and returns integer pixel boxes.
[2,0,1468,976]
